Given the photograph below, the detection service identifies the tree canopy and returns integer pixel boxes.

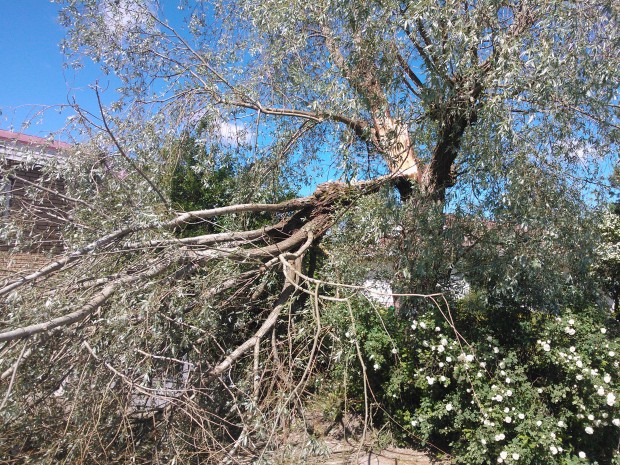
[1,0,619,463]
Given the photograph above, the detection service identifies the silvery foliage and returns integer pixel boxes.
[0,0,617,462]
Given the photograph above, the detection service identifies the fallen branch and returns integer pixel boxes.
[206,282,295,381]
[0,254,179,343]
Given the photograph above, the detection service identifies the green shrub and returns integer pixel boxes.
[324,298,620,464]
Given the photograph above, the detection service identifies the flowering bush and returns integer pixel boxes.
[325,298,619,464]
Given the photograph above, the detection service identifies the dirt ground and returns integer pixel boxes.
[264,412,452,465]
[312,444,449,465]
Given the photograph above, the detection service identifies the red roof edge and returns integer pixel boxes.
[0,129,72,151]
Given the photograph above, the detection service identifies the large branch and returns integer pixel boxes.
[207,282,295,381]
[226,100,371,139]
[0,254,179,343]
[420,6,535,198]
[320,23,422,188]
[0,195,315,296]
[0,176,400,347]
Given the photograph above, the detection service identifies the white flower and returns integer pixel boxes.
[435,326,441,332]
[543,343,551,351]
[419,322,427,329]
[609,351,616,357]
[576,374,583,380]
[391,348,398,354]
[440,338,448,346]
[569,346,576,352]
[607,392,616,406]
[565,327,576,335]
[495,395,504,402]
[437,345,445,353]
[411,420,418,426]
[500,451,508,460]
[446,356,453,363]
[557,420,565,427]
[588,414,595,421]
[578,451,586,459]
[373,363,380,370]
[536,420,542,427]
[604,374,612,383]
[493,347,499,353]
[480,362,487,368]
[576,360,583,368]
[411,321,418,330]
[597,387,605,396]
[466,354,474,362]
[494,433,505,441]
[426,376,435,385]
[568,319,575,325]
[612,418,620,427]
[601,328,607,334]
[481,438,487,445]
[550,446,558,455]
[518,413,525,420]
[537,388,543,393]
[439,375,446,382]
[446,403,453,411]
[505,377,511,384]
[512,453,520,460]
[505,389,513,397]
[585,426,594,434]
[504,416,512,423]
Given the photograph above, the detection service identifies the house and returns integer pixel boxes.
[0,130,71,276]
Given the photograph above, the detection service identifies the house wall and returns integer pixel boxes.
[0,131,70,277]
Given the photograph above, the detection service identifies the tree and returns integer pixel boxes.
[1,0,618,462]
[593,166,620,317]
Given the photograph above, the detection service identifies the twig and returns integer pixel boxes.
[94,86,170,208]
[0,341,28,412]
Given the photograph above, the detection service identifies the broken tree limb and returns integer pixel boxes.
[0,254,180,343]
[206,282,296,381]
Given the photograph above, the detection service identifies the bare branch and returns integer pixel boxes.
[94,87,170,208]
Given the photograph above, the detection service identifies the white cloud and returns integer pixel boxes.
[219,121,252,147]
[188,113,253,147]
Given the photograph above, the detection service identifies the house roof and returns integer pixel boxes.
[0,130,72,151]
[0,130,72,164]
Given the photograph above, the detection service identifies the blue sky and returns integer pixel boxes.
[0,1,105,142]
